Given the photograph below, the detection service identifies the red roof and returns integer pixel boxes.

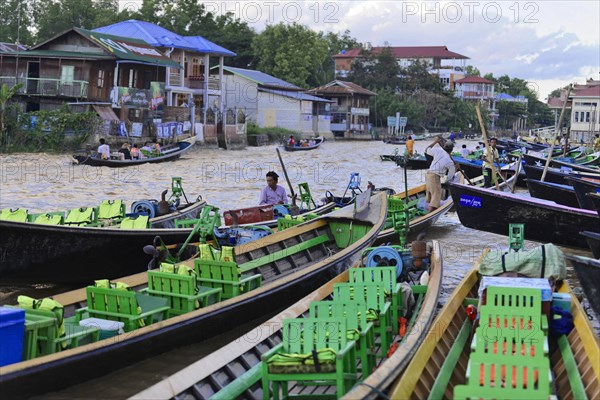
[455,76,495,84]
[571,85,600,97]
[334,46,468,60]
[547,97,564,108]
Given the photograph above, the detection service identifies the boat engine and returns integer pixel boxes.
[131,199,159,219]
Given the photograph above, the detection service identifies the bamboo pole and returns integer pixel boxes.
[276,148,297,208]
[541,84,572,182]
[510,153,523,193]
[475,104,500,190]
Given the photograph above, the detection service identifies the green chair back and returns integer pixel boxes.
[120,215,149,229]
[64,207,94,225]
[97,200,125,220]
[0,208,28,222]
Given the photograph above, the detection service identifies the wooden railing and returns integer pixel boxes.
[0,76,89,98]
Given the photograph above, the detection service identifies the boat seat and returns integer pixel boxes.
[310,300,376,379]
[64,207,95,226]
[96,200,125,222]
[261,317,357,399]
[147,269,222,316]
[480,286,548,334]
[349,266,402,334]
[333,282,393,356]
[20,308,100,359]
[195,260,262,300]
[76,286,169,332]
[0,208,28,222]
[32,212,65,225]
[120,214,150,229]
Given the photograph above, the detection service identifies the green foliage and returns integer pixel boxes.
[2,106,99,152]
[0,0,34,45]
[349,47,401,91]
[465,65,481,77]
[246,121,297,143]
[252,23,328,88]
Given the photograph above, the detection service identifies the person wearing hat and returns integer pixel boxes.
[259,171,288,205]
[425,137,455,212]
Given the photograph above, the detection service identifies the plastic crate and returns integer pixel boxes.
[0,307,25,366]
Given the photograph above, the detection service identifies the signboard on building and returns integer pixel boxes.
[351,107,369,116]
[117,82,165,109]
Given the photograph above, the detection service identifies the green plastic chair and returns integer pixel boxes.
[261,317,357,399]
[310,300,376,379]
[64,207,95,226]
[147,270,222,316]
[76,286,169,332]
[120,214,150,229]
[480,286,548,334]
[333,282,393,356]
[195,259,262,300]
[0,208,28,222]
[349,266,402,334]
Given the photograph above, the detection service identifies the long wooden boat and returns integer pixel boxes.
[566,175,600,210]
[383,136,407,145]
[589,192,600,217]
[376,182,454,244]
[568,254,600,318]
[580,231,600,259]
[131,240,443,399]
[0,192,388,398]
[524,152,600,173]
[283,136,324,151]
[447,181,599,248]
[222,201,336,227]
[525,178,579,208]
[73,138,196,167]
[0,190,206,279]
[522,163,600,185]
[394,154,433,170]
[390,256,600,399]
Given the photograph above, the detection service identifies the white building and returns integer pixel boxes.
[217,66,332,138]
[570,85,600,142]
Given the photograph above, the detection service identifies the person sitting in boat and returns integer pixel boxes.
[482,138,500,188]
[425,137,455,212]
[141,142,153,158]
[288,135,295,146]
[130,144,140,160]
[118,143,132,160]
[460,144,470,158]
[259,171,288,205]
[97,138,110,160]
[309,139,316,146]
[153,140,162,155]
[406,135,415,157]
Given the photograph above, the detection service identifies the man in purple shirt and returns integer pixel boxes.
[259,171,288,205]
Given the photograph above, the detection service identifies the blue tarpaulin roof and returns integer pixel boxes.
[94,20,236,56]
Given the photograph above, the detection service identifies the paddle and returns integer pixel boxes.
[475,104,499,190]
[541,84,572,182]
[276,148,298,210]
[510,154,523,193]
[455,163,473,185]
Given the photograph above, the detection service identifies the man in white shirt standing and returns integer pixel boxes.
[425,137,456,211]
[97,138,110,160]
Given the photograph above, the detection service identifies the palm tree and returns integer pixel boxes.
[0,83,23,142]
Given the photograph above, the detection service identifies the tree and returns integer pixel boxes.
[0,83,23,142]
[464,65,481,77]
[0,0,34,45]
[398,60,442,96]
[252,23,328,88]
[348,47,401,91]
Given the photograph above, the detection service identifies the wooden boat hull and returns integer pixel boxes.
[390,259,600,400]
[375,183,453,244]
[522,163,600,185]
[525,178,579,208]
[447,181,599,248]
[0,199,206,279]
[222,202,336,227]
[132,241,443,399]
[73,139,195,167]
[581,231,600,259]
[394,155,432,170]
[568,255,600,318]
[589,192,600,218]
[566,175,600,210]
[0,194,388,398]
[524,152,600,173]
[283,137,324,151]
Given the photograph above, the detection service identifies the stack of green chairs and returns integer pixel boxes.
[261,318,358,399]
[310,300,376,379]
[454,286,553,400]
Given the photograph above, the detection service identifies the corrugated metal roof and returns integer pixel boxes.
[455,76,495,84]
[259,88,332,103]
[94,20,235,56]
[0,49,114,60]
[334,46,469,60]
[0,42,27,53]
[308,80,377,96]
[219,66,300,89]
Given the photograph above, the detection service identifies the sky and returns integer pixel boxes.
[192,0,600,101]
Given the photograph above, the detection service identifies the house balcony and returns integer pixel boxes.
[0,76,89,98]
[168,73,221,92]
